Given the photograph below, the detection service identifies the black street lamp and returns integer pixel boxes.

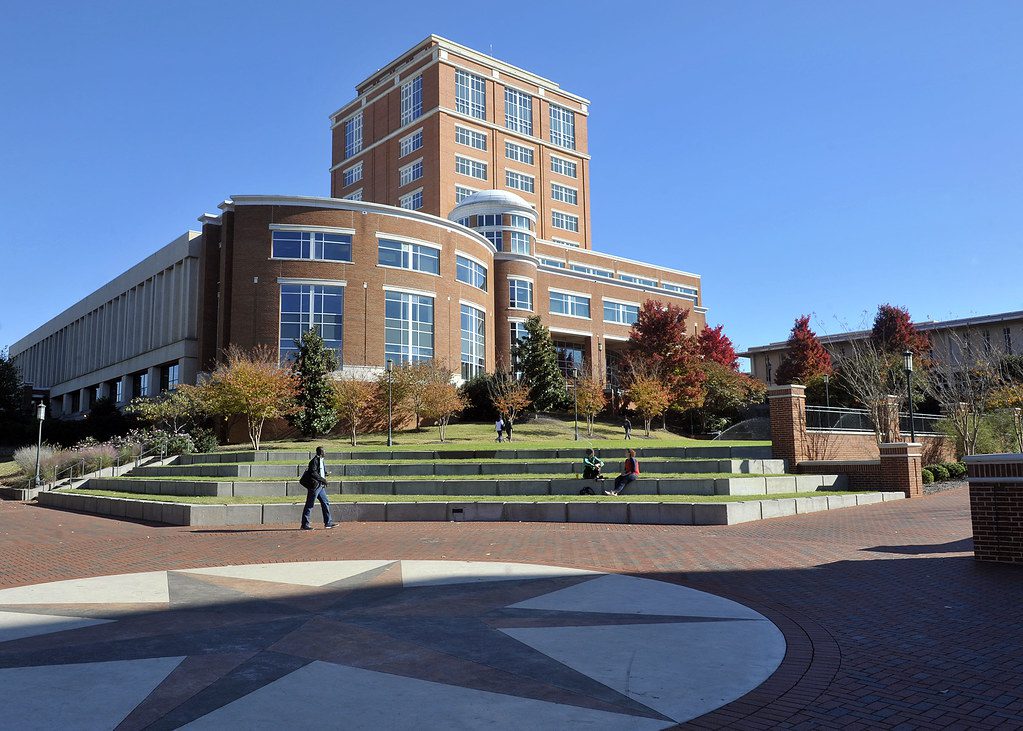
[386,359,394,448]
[33,401,45,486]
[824,373,831,409]
[572,367,579,441]
[903,350,916,442]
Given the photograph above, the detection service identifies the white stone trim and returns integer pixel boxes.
[549,326,593,338]
[269,224,356,236]
[277,278,347,288]
[602,296,641,307]
[549,286,591,299]
[603,334,630,343]
[382,285,436,299]
[454,250,488,268]
[374,233,442,250]
[506,274,535,283]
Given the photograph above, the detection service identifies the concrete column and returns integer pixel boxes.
[79,387,91,414]
[96,382,111,401]
[146,366,160,397]
[965,453,1023,564]
[62,393,73,415]
[121,374,134,404]
[178,356,199,386]
[768,384,808,468]
[879,442,923,498]
[50,397,62,418]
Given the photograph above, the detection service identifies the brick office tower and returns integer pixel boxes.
[330,35,592,248]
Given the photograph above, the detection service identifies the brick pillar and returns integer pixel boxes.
[768,384,808,468]
[879,442,923,498]
[966,454,1023,564]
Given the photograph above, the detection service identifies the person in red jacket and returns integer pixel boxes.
[605,449,640,496]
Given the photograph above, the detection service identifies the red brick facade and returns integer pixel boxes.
[966,455,1023,564]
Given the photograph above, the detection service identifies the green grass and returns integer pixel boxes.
[0,460,23,479]
[178,456,754,467]
[68,489,858,504]
[113,472,786,482]
[234,417,769,453]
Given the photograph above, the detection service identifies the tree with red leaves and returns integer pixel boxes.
[698,325,739,371]
[627,301,705,411]
[775,315,833,385]
[870,304,930,356]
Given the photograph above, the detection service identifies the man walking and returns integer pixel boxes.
[623,416,632,441]
[301,446,336,530]
[495,416,505,443]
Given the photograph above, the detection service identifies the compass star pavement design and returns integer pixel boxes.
[0,560,785,729]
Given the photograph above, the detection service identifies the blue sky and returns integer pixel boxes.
[2,1,1020,360]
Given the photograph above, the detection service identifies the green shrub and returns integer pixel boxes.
[921,468,934,484]
[943,461,967,479]
[926,464,950,482]
[189,427,219,454]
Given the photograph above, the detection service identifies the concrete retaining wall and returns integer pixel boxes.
[36,490,900,527]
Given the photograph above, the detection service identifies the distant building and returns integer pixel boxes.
[743,310,1023,384]
[10,35,706,418]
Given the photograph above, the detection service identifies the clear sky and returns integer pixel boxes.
[2,1,1021,361]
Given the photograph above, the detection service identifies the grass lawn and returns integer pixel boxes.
[178,456,756,467]
[242,417,769,453]
[69,489,858,504]
[113,472,784,482]
[0,460,23,479]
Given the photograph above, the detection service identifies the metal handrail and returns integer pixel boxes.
[46,442,165,491]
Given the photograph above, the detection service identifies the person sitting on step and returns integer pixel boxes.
[605,449,640,496]
[582,448,605,481]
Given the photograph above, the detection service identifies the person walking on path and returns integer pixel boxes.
[495,416,505,443]
[623,417,632,440]
[605,449,640,496]
[582,449,605,481]
[301,446,336,530]
[504,416,513,442]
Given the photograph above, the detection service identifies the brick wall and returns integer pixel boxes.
[966,454,1023,564]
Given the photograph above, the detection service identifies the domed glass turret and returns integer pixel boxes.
[448,190,537,256]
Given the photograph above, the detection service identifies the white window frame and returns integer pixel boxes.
[549,104,576,149]
[569,261,613,278]
[455,154,488,180]
[549,289,591,319]
[455,125,487,151]
[455,69,487,120]
[454,184,479,203]
[399,128,423,158]
[343,188,363,201]
[377,235,442,276]
[505,169,535,193]
[551,210,579,232]
[619,272,658,287]
[342,161,363,187]
[551,182,578,205]
[384,288,435,364]
[401,75,423,126]
[399,158,423,187]
[344,112,363,159]
[505,140,534,165]
[460,302,487,380]
[399,189,424,210]
[507,276,534,311]
[538,256,566,268]
[602,298,641,325]
[550,154,578,178]
[279,281,346,363]
[504,86,533,135]
[455,252,488,291]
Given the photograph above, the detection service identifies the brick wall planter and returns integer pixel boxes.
[966,453,1023,564]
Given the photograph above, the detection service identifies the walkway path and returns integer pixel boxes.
[0,488,1019,728]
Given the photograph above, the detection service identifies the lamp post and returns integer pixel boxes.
[572,367,579,441]
[33,401,45,486]
[824,374,831,409]
[386,359,394,447]
[903,350,916,442]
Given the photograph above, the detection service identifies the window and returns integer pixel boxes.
[619,273,657,287]
[549,105,576,149]
[456,254,487,290]
[552,211,579,232]
[604,300,639,325]
[765,357,772,384]
[553,237,581,248]
[399,190,423,210]
[344,113,362,158]
[508,278,533,310]
[456,155,487,180]
[455,126,487,150]
[460,304,486,380]
[385,291,434,363]
[506,170,535,193]
[279,283,344,362]
[505,88,533,134]
[401,75,422,125]
[164,363,180,391]
[1005,327,1013,354]
[343,162,363,187]
[510,320,528,356]
[115,379,123,403]
[455,185,477,203]
[550,291,590,318]
[455,70,486,119]
[554,340,585,378]
[137,372,149,398]
[272,230,353,262]
[662,282,698,296]
[505,141,534,165]
[550,156,577,178]
[508,214,531,230]
[476,213,502,227]
[551,182,577,205]
[571,263,613,278]
[509,231,531,255]
[400,129,423,158]
[378,238,440,274]
[399,159,423,187]
[483,230,502,249]
[538,256,565,268]
[343,189,363,201]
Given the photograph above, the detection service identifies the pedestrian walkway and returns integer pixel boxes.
[0,487,1019,728]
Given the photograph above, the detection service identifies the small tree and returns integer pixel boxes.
[518,316,567,413]
[288,329,340,438]
[698,325,739,371]
[628,374,671,437]
[207,345,301,450]
[125,383,210,434]
[575,375,607,436]
[391,360,454,430]
[421,381,466,442]
[696,361,767,433]
[487,369,533,435]
[989,384,1023,453]
[775,315,832,385]
[835,337,906,444]
[0,348,26,420]
[332,376,376,446]
[627,301,705,413]
[871,304,930,356]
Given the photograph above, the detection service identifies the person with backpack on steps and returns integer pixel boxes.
[300,446,337,531]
